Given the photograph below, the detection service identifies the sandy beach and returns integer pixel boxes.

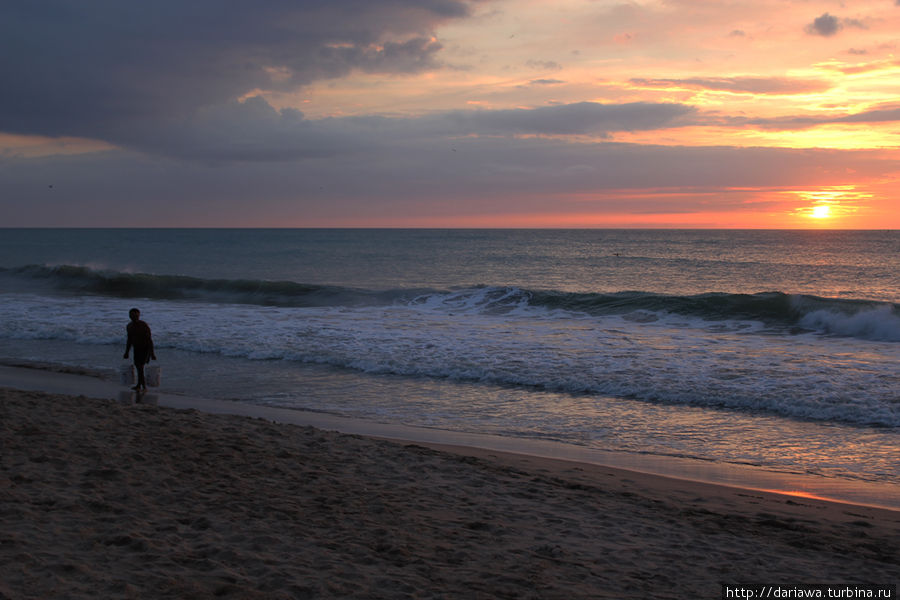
[1,386,898,599]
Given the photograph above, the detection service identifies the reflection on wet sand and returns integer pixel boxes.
[117,390,159,406]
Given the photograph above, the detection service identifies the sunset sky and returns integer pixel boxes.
[2,0,900,228]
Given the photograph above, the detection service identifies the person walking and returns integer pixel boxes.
[123,308,156,391]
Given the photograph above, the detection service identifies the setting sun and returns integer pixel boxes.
[783,186,874,227]
[810,205,832,219]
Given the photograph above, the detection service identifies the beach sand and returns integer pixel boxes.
[1,388,898,599]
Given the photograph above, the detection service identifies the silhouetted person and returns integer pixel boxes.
[124,308,156,391]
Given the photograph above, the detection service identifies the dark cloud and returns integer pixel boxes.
[525,59,563,71]
[433,102,694,137]
[528,79,566,85]
[0,0,471,140]
[15,97,694,163]
[803,12,866,37]
[631,77,832,95]
[112,97,360,162]
[806,13,842,36]
[0,3,695,167]
[833,105,900,123]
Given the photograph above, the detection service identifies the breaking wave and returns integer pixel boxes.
[4,264,898,342]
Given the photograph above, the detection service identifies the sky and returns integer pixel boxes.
[2,0,900,228]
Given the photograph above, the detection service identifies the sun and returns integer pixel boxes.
[810,204,831,219]
[785,185,872,227]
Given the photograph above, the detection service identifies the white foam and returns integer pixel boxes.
[410,286,534,315]
[799,305,900,342]
[1,291,898,426]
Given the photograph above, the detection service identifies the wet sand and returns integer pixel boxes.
[1,386,898,599]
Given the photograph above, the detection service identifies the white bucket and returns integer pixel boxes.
[146,365,161,388]
[119,363,135,386]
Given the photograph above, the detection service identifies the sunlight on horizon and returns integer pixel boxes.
[786,186,870,227]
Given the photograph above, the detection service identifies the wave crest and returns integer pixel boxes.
[3,264,898,341]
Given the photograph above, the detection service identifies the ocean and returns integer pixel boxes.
[1,229,898,491]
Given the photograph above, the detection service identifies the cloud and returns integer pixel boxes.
[804,12,867,37]
[842,18,867,30]
[630,77,831,95]
[806,13,841,36]
[728,104,900,130]
[828,58,900,75]
[526,59,563,71]
[0,0,472,141]
[13,96,695,163]
[433,102,694,137]
[113,97,360,162]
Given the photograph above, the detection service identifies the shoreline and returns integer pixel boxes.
[3,385,899,598]
[1,364,899,512]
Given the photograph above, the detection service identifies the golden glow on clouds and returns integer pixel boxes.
[787,186,870,226]
[732,126,900,151]
[286,0,900,149]
[0,133,114,158]
[613,124,900,150]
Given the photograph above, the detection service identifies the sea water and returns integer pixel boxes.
[0,229,898,488]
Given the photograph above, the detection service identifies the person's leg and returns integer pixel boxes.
[136,363,146,390]
[133,350,148,390]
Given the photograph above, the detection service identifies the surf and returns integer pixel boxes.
[4,264,898,342]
